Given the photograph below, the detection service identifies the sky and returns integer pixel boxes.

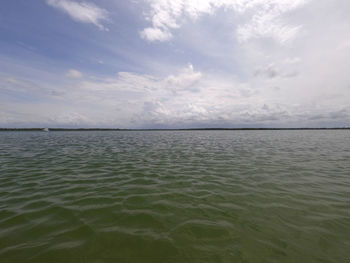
[0,0,350,128]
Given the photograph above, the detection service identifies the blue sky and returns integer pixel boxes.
[1,0,350,128]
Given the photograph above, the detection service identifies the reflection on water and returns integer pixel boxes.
[0,130,349,262]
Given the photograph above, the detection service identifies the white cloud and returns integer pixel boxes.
[1,58,350,128]
[165,64,202,91]
[237,16,302,44]
[47,0,109,30]
[140,27,173,42]
[336,40,350,51]
[141,0,308,43]
[253,63,299,79]
[66,69,83,79]
[2,0,350,128]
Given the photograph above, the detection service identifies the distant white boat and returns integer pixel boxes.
[43,128,50,132]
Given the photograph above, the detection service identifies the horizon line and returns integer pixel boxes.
[1,127,350,131]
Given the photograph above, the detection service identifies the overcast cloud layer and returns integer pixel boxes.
[0,0,350,128]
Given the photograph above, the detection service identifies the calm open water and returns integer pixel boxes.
[0,130,349,262]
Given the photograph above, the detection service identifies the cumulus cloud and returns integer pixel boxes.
[66,69,83,79]
[46,0,109,30]
[141,0,308,43]
[165,64,202,92]
[3,59,349,128]
[254,64,298,79]
[0,65,241,127]
[2,0,350,128]
[140,27,173,42]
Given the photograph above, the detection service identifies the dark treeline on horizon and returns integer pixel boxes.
[0,127,350,131]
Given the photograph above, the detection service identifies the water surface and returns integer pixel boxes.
[0,131,349,262]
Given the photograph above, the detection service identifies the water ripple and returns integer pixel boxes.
[0,130,349,262]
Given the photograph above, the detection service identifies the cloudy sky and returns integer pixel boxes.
[1,0,350,128]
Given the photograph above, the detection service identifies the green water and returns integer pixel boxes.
[0,130,349,262]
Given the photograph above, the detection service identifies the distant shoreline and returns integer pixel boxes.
[0,127,349,131]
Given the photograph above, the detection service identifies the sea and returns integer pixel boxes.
[0,130,349,262]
